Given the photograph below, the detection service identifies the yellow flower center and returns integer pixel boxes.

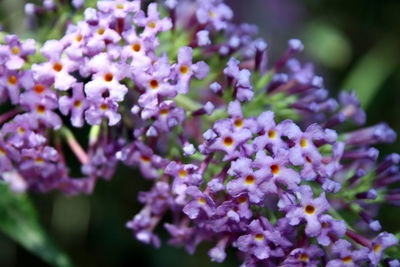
[178,169,188,178]
[268,130,276,139]
[97,28,105,35]
[254,233,264,241]
[198,197,206,205]
[300,138,308,148]
[341,256,353,263]
[11,46,20,55]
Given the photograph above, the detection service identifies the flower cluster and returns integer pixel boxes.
[0,0,399,266]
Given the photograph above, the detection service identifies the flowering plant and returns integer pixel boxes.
[0,0,399,266]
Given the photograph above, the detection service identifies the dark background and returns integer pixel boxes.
[0,0,399,266]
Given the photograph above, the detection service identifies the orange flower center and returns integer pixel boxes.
[180,65,189,74]
[234,118,243,128]
[140,155,151,163]
[223,137,233,147]
[36,105,46,114]
[104,73,113,82]
[305,205,316,215]
[73,100,82,108]
[35,157,45,164]
[270,164,280,175]
[149,79,159,89]
[237,196,248,203]
[245,175,255,185]
[8,75,17,85]
[341,256,353,263]
[34,84,45,94]
[159,109,169,115]
[299,253,309,261]
[132,43,141,52]
[268,130,277,139]
[100,103,108,110]
[53,62,63,72]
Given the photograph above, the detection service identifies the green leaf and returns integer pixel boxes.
[342,39,398,109]
[0,182,74,267]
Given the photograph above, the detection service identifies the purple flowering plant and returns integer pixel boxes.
[0,0,399,266]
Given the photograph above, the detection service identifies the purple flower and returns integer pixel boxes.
[235,218,291,260]
[138,181,172,215]
[85,53,128,102]
[252,111,289,154]
[97,0,140,18]
[174,46,209,94]
[316,214,346,246]
[19,146,59,178]
[327,239,368,267]
[141,101,186,132]
[345,123,397,146]
[1,114,45,148]
[226,157,268,203]
[253,149,300,194]
[282,245,323,267]
[0,138,20,172]
[195,0,233,30]
[20,93,62,129]
[0,35,36,70]
[182,186,215,219]
[368,232,398,265]
[196,30,211,46]
[59,82,88,127]
[126,207,161,248]
[206,119,252,160]
[116,141,167,179]
[135,3,172,38]
[0,69,25,104]
[121,29,153,70]
[85,98,121,126]
[223,58,253,101]
[165,161,202,195]
[286,185,330,237]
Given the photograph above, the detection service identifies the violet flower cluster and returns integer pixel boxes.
[0,0,399,266]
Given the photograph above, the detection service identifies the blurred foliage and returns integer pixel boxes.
[0,0,400,266]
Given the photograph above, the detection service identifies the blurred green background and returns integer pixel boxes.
[0,0,399,266]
